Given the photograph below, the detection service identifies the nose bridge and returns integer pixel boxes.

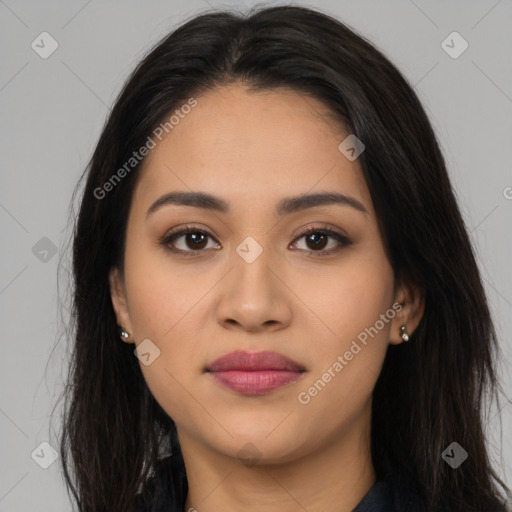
[215,233,291,330]
[231,234,276,302]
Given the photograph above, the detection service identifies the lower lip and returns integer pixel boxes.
[208,370,303,395]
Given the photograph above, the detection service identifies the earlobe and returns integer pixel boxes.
[390,279,425,345]
[108,267,134,342]
[399,325,410,342]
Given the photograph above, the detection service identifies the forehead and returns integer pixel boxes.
[133,83,372,217]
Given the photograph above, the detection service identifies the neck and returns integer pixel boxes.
[180,404,376,512]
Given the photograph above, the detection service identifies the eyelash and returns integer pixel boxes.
[159,223,352,258]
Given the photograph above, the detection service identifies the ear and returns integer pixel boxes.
[108,267,134,343]
[389,278,425,345]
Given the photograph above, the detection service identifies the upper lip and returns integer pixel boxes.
[206,350,306,372]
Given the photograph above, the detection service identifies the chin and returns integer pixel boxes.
[205,426,310,465]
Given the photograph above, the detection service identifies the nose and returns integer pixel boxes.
[215,246,293,333]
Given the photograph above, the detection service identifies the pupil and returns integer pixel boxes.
[188,232,206,249]
[308,233,326,250]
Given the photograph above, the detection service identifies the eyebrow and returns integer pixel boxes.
[146,190,368,218]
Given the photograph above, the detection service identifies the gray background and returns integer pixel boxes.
[1,0,511,509]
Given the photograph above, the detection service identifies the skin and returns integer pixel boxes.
[109,83,424,512]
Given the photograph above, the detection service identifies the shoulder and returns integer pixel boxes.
[352,478,425,512]
[355,479,511,512]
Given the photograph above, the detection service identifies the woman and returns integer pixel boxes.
[59,5,510,512]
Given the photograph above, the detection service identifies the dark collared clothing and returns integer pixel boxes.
[134,452,425,512]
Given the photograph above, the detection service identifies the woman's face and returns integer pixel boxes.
[110,83,418,464]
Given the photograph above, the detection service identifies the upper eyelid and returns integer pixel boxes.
[164,223,347,240]
[294,224,349,239]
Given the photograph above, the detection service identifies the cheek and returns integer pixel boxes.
[294,252,394,353]
[295,274,393,418]
[123,255,211,423]
[124,245,208,339]
[290,260,394,419]
[121,246,214,398]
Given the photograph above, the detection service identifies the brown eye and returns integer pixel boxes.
[291,226,352,256]
[160,224,351,258]
[304,232,329,251]
[161,227,220,255]
[181,231,208,250]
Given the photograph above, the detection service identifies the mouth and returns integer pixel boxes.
[205,350,306,396]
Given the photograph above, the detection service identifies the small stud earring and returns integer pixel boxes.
[399,325,409,342]
[119,328,130,342]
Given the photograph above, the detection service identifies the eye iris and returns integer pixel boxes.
[187,232,207,249]
[306,232,327,250]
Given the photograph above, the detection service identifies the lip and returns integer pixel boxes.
[205,350,306,396]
